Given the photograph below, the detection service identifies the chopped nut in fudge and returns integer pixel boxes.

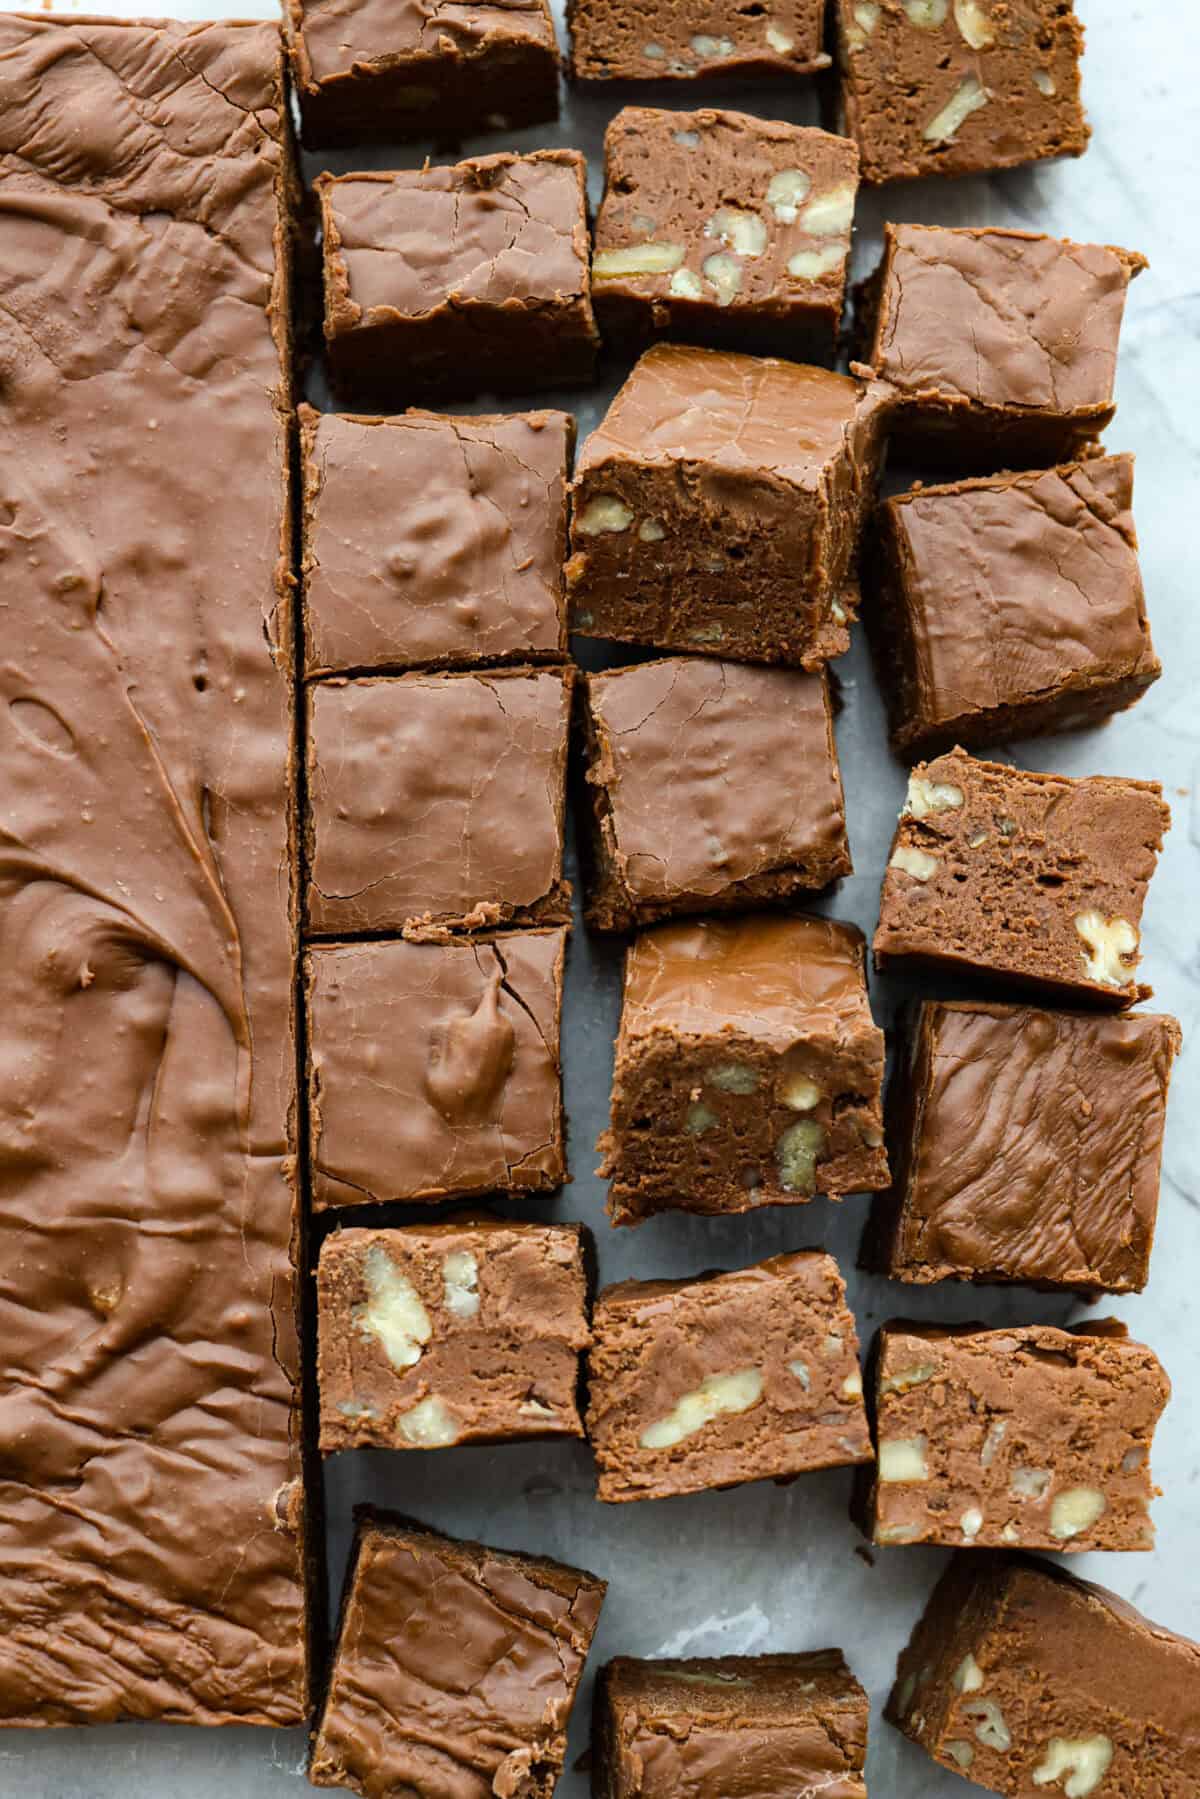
[568,0,827,82]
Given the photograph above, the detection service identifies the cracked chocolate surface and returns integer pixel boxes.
[568,0,827,81]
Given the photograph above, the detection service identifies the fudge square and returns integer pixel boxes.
[863,1000,1181,1293]
[591,107,859,361]
[305,930,566,1209]
[311,1510,605,1797]
[866,455,1161,759]
[318,153,598,407]
[874,751,1169,1007]
[593,1651,869,1798]
[305,667,572,936]
[579,657,851,932]
[568,0,827,83]
[887,1553,1200,1796]
[861,1320,1170,1552]
[837,0,1088,186]
[567,345,887,668]
[317,1218,589,1452]
[300,406,572,677]
[586,1252,871,1503]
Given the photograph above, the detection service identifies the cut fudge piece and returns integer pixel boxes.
[318,154,599,407]
[591,107,859,361]
[306,930,566,1209]
[601,914,888,1226]
[300,406,573,677]
[317,1218,589,1452]
[863,1001,1181,1294]
[568,345,887,668]
[837,0,1088,186]
[861,1320,1169,1552]
[305,667,572,936]
[874,751,1169,1007]
[580,657,850,931]
[586,1252,871,1503]
[866,455,1160,758]
[858,223,1145,468]
[887,1553,1200,1795]
[568,0,827,82]
[311,1511,605,1797]
[593,1651,869,1797]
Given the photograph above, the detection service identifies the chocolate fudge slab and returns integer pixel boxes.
[866,456,1161,758]
[311,1511,605,1797]
[586,1252,871,1503]
[307,930,566,1209]
[569,0,827,81]
[874,752,1169,1007]
[858,223,1145,469]
[592,108,859,361]
[568,345,888,668]
[601,914,888,1225]
[593,1651,870,1797]
[580,657,851,931]
[318,1219,589,1451]
[863,1001,1181,1293]
[319,154,599,407]
[837,0,1088,185]
[305,667,572,936]
[300,406,573,677]
[863,1320,1170,1551]
[888,1553,1200,1795]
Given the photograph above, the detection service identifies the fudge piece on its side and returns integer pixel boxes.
[568,0,827,83]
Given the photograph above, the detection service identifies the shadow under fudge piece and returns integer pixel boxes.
[567,0,827,82]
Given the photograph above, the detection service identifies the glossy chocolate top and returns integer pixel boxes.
[292,0,554,86]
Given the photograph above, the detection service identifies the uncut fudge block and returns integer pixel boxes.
[887,1553,1200,1796]
[306,931,566,1209]
[874,752,1169,1007]
[866,456,1160,758]
[300,406,572,677]
[305,667,572,936]
[568,345,887,668]
[592,108,859,361]
[837,0,1088,186]
[586,1252,871,1503]
[311,1511,605,1798]
[318,154,599,407]
[862,1320,1169,1552]
[317,1219,589,1452]
[863,1001,1181,1294]
[858,224,1145,469]
[580,657,850,931]
[593,1652,869,1798]
[568,0,827,81]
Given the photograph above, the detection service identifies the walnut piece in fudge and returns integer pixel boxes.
[837,0,1088,185]
[865,455,1160,758]
[874,752,1169,1007]
[568,345,887,668]
[887,1552,1200,1796]
[568,0,826,82]
[311,1511,605,1797]
[863,1001,1181,1294]
[592,107,859,361]
[600,914,887,1226]
[306,930,566,1209]
[586,1252,871,1503]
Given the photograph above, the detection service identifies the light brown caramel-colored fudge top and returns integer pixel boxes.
[569,0,827,81]
[292,0,555,86]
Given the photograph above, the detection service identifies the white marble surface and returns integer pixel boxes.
[9,0,1200,1793]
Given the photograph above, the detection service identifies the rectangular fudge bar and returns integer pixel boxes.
[300,406,573,677]
[592,107,859,361]
[865,455,1160,758]
[312,1511,605,1797]
[888,1553,1200,1795]
[306,931,566,1209]
[568,345,887,668]
[593,1651,869,1797]
[0,17,310,1724]
[862,1320,1170,1552]
[874,752,1169,1007]
[863,1000,1181,1293]
[586,1252,871,1503]
[318,154,599,407]
[579,658,850,931]
[568,0,827,81]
